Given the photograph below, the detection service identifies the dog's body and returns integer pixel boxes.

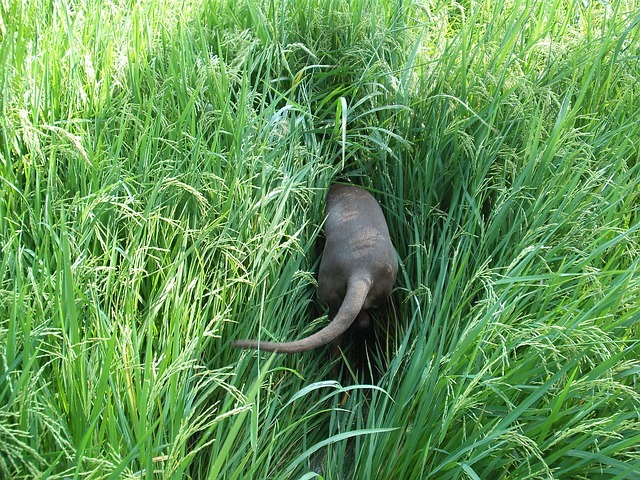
[233,184,397,353]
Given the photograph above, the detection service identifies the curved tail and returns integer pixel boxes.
[232,276,371,353]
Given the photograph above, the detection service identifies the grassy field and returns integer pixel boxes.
[1,0,640,478]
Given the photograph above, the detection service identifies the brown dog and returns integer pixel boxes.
[233,184,397,353]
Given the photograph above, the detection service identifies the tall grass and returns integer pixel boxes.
[1,0,639,478]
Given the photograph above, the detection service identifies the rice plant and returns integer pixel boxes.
[1,0,639,478]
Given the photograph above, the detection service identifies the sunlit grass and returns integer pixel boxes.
[1,0,639,478]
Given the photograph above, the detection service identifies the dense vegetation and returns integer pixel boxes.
[1,0,639,478]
